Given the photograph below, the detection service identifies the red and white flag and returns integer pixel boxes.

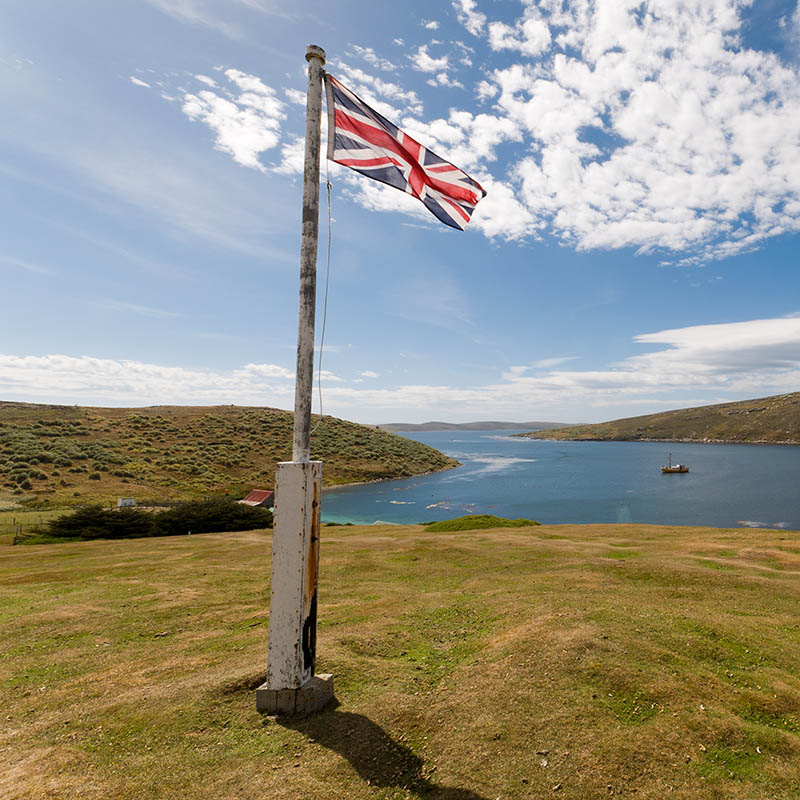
[325,74,486,231]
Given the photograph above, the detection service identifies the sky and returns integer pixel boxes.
[2,0,800,425]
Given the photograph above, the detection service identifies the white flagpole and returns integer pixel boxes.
[257,44,333,716]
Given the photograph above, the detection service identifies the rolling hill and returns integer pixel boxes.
[0,402,457,507]
[518,392,800,444]
[379,420,567,432]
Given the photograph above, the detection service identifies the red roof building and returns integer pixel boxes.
[238,489,274,507]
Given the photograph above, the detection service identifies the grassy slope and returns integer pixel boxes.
[0,510,65,546]
[4,523,800,799]
[380,421,567,432]
[0,402,456,506]
[520,391,800,444]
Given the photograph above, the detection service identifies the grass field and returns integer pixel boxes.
[0,510,66,546]
[4,522,800,799]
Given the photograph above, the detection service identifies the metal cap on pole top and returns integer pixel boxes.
[257,44,333,716]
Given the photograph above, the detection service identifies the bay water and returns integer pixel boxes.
[322,431,800,530]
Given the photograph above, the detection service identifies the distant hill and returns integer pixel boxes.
[517,392,800,444]
[0,402,457,507]
[379,420,568,432]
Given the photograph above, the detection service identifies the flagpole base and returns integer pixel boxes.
[256,673,334,716]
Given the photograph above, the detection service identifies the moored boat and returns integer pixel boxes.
[661,453,689,473]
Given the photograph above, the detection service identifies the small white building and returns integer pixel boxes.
[117,497,136,508]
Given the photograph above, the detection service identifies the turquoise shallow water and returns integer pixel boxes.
[321,431,800,530]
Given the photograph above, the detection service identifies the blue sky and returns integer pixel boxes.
[2,0,800,424]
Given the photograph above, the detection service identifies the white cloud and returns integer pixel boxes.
[145,0,289,38]
[147,4,800,264]
[461,1,800,259]
[0,57,295,261]
[96,299,181,318]
[145,0,242,39]
[360,370,380,378]
[423,20,440,31]
[347,45,398,72]
[194,74,217,88]
[410,45,449,73]
[0,354,295,406]
[488,11,551,57]
[330,63,424,117]
[2,317,799,419]
[180,69,286,171]
[317,316,800,420]
[476,80,497,101]
[240,362,294,379]
[284,88,305,106]
[314,344,346,354]
[273,134,305,176]
[531,356,577,369]
[452,0,486,35]
[318,3,799,260]
[427,72,464,89]
[130,76,151,88]
[783,2,800,35]
[469,175,538,239]
[1,254,56,276]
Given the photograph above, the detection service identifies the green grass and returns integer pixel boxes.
[424,514,540,532]
[518,390,800,444]
[0,508,67,545]
[5,522,800,799]
[0,402,457,507]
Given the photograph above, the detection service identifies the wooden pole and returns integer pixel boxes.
[292,44,326,463]
[257,44,333,716]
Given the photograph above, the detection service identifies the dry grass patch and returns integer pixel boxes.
[3,523,800,798]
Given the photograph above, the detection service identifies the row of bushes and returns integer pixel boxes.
[44,498,273,541]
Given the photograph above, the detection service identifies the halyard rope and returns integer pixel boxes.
[311,169,332,437]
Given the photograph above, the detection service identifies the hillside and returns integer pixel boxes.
[4,522,800,799]
[518,391,800,444]
[379,420,567,432]
[0,402,457,507]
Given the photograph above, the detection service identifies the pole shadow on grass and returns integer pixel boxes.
[278,707,489,799]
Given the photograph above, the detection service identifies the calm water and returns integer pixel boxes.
[322,431,800,530]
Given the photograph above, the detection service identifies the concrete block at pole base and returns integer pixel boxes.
[265,461,323,690]
[255,673,334,716]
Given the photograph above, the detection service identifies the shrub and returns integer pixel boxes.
[46,506,154,540]
[43,498,272,542]
[153,498,272,536]
[425,515,540,533]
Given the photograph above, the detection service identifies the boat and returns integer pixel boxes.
[661,453,689,473]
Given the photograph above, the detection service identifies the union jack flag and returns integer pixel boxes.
[324,74,486,231]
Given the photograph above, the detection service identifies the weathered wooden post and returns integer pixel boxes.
[256,45,334,715]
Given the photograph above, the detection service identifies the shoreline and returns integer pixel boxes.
[517,435,800,446]
[322,460,461,491]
